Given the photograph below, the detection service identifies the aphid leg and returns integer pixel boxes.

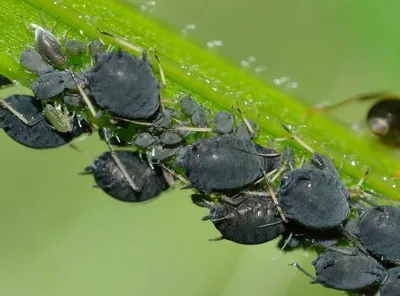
[313,241,360,255]
[268,148,296,182]
[97,28,142,54]
[148,48,166,88]
[68,70,97,117]
[69,144,96,163]
[23,17,32,32]
[202,214,228,223]
[0,98,42,126]
[172,126,213,132]
[161,168,175,188]
[261,170,288,223]
[289,262,318,283]
[39,8,48,29]
[49,16,60,33]
[208,236,224,242]
[102,128,140,192]
[220,194,248,206]
[259,220,284,228]
[236,103,256,138]
[307,91,398,115]
[272,232,294,262]
[348,168,370,199]
[281,123,315,153]
[150,158,191,188]
[191,194,214,209]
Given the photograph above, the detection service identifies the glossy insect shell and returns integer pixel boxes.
[177,135,280,193]
[88,151,169,202]
[313,248,385,291]
[279,153,350,230]
[0,95,85,149]
[359,205,400,263]
[88,50,161,120]
[380,267,400,296]
[209,194,285,245]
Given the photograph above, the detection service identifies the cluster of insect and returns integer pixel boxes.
[1,15,400,296]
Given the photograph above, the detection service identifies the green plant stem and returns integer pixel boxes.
[1,0,400,200]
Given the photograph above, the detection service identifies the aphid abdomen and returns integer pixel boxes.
[88,51,160,120]
[279,169,350,230]
[35,27,68,67]
[183,136,263,192]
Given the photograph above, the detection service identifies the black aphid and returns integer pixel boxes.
[134,132,158,148]
[202,193,285,245]
[87,50,160,120]
[88,40,105,58]
[235,118,256,140]
[359,205,400,263]
[64,39,87,56]
[84,151,169,202]
[176,134,280,193]
[20,49,53,75]
[30,23,68,67]
[380,267,400,296]
[297,247,385,292]
[0,95,89,149]
[279,153,350,230]
[191,109,208,127]
[180,96,209,127]
[213,111,234,134]
[31,70,86,100]
[160,131,183,146]
[180,96,201,116]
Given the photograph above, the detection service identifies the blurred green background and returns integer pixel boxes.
[1,1,400,295]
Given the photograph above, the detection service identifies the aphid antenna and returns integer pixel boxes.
[202,214,228,223]
[111,116,152,126]
[161,168,176,189]
[281,123,315,154]
[236,103,256,138]
[208,236,224,242]
[272,232,294,262]
[172,126,213,132]
[259,220,284,229]
[220,194,247,206]
[269,166,286,183]
[148,47,166,88]
[0,97,41,126]
[252,168,278,186]
[102,127,140,192]
[260,169,289,223]
[150,158,190,186]
[69,144,97,164]
[307,91,396,114]
[360,187,400,207]
[97,28,142,54]
[68,70,97,117]
[289,262,317,282]
[348,169,395,206]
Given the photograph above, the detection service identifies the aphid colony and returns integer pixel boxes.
[1,18,400,296]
